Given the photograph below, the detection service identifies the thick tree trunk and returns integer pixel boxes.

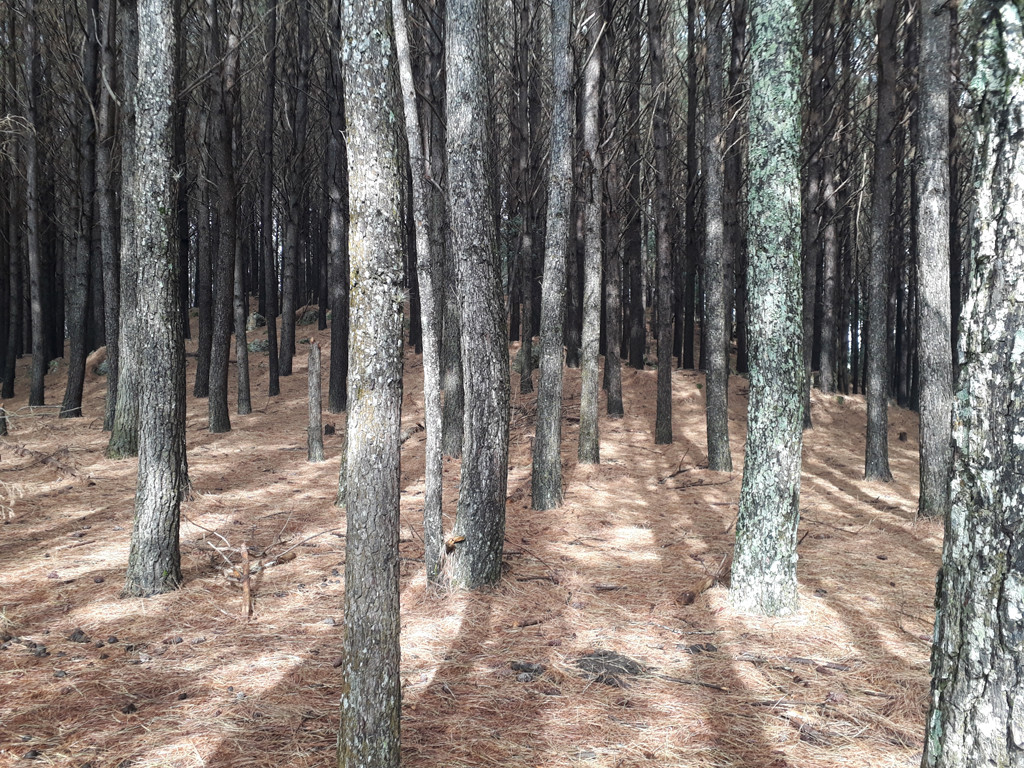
[652,0,673,444]
[915,0,953,519]
[531,0,572,511]
[703,0,731,472]
[394,0,444,580]
[336,0,404,758]
[729,0,804,617]
[578,0,602,465]
[446,0,510,589]
[923,10,1024,762]
[123,0,188,598]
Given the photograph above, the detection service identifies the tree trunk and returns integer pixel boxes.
[336,0,404,758]
[326,0,348,414]
[62,1,100,419]
[578,0,602,465]
[123,0,188,598]
[194,104,213,399]
[652,0,673,444]
[681,0,698,371]
[864,0,896,482]
[703,0,731,472]
[278,0,311,380]
[601,0,623,417]
[207,0,240,434]
[922,10,1024,762]
[729,0,804,617]
[307,342,324,462]
[23,0,45,408]
[394,0,444,580]
[531,0,572,511]
[915,0,953,519]
[261,0,280,398]
[724,0,747,378]
[98,0,120,430]
[106,0,140,458]
[446,0,510,589]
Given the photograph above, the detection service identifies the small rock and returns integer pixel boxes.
[121,703,137,714]
[33,646,49,658]
[93,576,105,584]
[332,656,344,668]
[510,661,546,674]
[516,672,535,683]
[324,423,336,435]
[94,641,105,648]
[190,637,207,645]
[54,670,68,678]
[177,692,188,700]
[578,750,597,760]
[330,569,340,577]
[23,749,41,760]
[68,628,90,643]
[322,617,336,626]
[107,636,118,644]
[99,653,109,660]
[162,636,183,645]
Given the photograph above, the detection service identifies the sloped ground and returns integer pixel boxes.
[0,315,938,768]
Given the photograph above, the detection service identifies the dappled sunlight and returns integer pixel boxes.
[0,327,940,767]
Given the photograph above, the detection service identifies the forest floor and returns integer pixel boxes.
[0,313,939,768]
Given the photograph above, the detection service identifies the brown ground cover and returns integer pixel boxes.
[0,315,938,767]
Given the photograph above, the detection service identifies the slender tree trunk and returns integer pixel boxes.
[724,0,747,378]
[98,0,120,430]
[624,8,644,371]
[123,0,188,598]
[326,0,348,414]
[62,0,100,419]
[703,0,731,472]
[729,0,804,616]
[865,0,896,482]
[207,0,240,434]
[106,0,140,457]
[915,0,953,519]
[531,0,572,511]
[278,0,311,379]
[394,0,444,580]
[194,100,213,398]
[681,0,698,371]
[652,0,673,444]
[172,0,189,341]
[446,0,510,589]
[306,342,324,462]
[336,0,404,758]
[578,0,603,464]
[922,9,1024,762]
[261,0,280,398]
[234,229,251,415]
[602,0,623,416]
[23,0,44,407]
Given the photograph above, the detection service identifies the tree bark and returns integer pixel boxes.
[394,0,444,580]
[23,0,45,408]
[62,0,100,419]
[652,0,673,444]
[531,0,572,511]
[864,0,896,482]
[915,0,953,519]
[326,0,348,414]
[106,0,141,458]
[578,0,603,465]
[259,0,280,398]
[703,0,731,472]
[446,0,510,589]
[307,342,324,462]
[123,0,188,598]
[729,0,804,617]
[922,8,1024,762]
[336,0,404,758]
